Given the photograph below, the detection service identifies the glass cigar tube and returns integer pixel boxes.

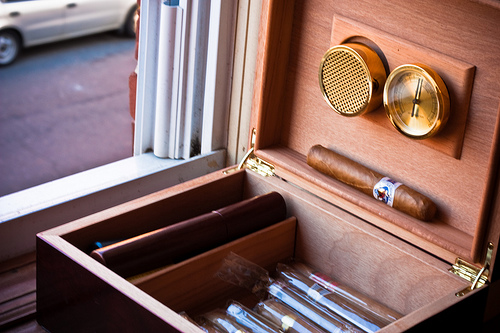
[200,321,225,333]
[291,263,402,324]
[204,309,252,333]
[179,312,213,333]
[268,281,363,333]
[226,301,281,333]
[255,299,327,333]
[277,263,390,333]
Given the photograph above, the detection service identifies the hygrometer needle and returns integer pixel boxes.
[411,78,423,118]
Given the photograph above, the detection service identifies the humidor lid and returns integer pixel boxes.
[247,0,500,273]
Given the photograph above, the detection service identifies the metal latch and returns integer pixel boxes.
[235,146,275,177]
[224,129,275,177]
[450,242,494,297]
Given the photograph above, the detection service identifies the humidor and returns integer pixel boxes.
[36,0,500,331]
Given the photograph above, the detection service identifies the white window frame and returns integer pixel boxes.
[0,0,261,262]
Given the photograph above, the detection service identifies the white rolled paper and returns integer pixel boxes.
[154,1,184,158]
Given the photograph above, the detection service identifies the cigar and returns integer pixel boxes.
[277,263,392,332]
[90,192,287,277]
[203,309,252,333]
[226,301,282,333]
[307,145,436,221]
[292,262,402,324]
[268,281,364,333]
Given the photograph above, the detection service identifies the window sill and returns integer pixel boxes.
[0,150,226,262]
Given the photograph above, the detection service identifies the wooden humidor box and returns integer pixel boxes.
[36,0,500,332]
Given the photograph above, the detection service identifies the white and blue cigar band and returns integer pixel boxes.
[373,177,402,207]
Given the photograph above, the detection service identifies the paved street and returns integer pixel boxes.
[0,32,136,196]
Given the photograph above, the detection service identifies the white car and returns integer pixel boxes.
[0,0,137,65]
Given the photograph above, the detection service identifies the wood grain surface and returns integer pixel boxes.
[251,0,500,263]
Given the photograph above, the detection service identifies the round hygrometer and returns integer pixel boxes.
[383,64,450,139]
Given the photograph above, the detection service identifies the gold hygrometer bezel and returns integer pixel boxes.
[383,64,450,139]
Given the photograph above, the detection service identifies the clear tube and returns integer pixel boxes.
[277,263,393,332]
[291,263,402,324]
[226,301,281,333]
[268,281,364,333]
[203,309,252,333]
[179,312,212,333]
[199,320,226,333]
[255,299,327,333]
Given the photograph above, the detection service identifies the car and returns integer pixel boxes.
[0,0,137,66]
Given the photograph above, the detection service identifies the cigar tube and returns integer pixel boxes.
[307,145,436,221]
[91,213,226,277]
[200,321,225,333]
[215,192,287,239]
[254,299,327,333]
[215,252,273,299]
[292,262,402,324]
[268,281,364,333]
[277,264,389,333]
[196,314,226,333]
[87,239,124,253]
[91,192,287,277]
[226,301,281,333]
[204,309,252,333]
[178,312,208,331]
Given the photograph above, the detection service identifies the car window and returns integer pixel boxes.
[2,0,36,3]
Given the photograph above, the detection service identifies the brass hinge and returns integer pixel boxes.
[224,129,275,177]
[449,242,494,297]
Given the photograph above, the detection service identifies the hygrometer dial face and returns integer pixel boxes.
[383,64,450,139]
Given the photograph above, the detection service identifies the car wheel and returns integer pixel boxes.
[123,5,138,38]
[0,30,21,66]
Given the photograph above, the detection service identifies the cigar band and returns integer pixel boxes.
[281,315,296,330]
[373,177,402,207]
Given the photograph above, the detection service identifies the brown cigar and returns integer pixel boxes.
[307,145,436,221]
[90,192,287,277]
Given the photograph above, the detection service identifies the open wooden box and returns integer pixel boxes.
[37,0,500,331]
